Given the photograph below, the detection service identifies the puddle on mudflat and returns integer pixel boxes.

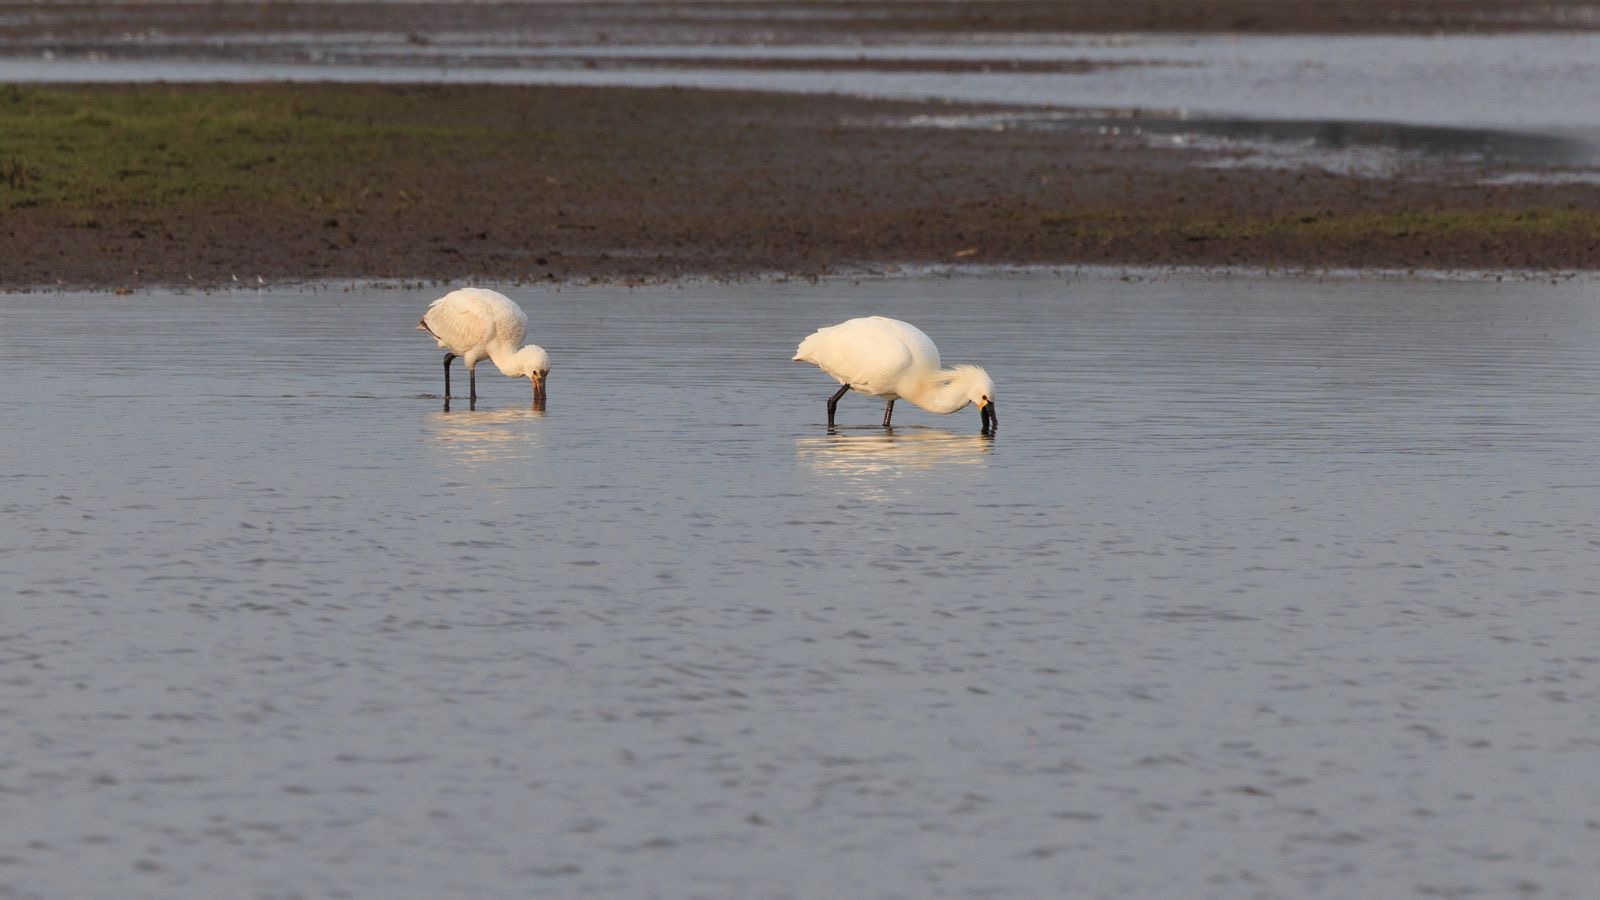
[898,110,1600,173]
[4,272,1600,897]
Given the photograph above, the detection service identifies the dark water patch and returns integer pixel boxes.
[1137,115,1600,168]
[929,110,1600,169]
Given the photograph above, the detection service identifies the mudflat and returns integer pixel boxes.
[4,83,1598,288]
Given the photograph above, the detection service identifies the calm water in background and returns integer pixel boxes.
[3,271,1600,897]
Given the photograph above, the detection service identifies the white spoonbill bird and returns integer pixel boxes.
[417,287,549,405]
[793,316,997,432]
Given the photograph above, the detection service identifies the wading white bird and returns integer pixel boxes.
[793,316,997,432]
[417,288,549,405]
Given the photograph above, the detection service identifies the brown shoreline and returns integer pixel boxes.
[5,83,1600,290]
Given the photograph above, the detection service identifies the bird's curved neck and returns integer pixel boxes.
[485,341,523,376]
[903,369,972,415]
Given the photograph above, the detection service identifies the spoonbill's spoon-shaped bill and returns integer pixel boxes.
[417,287,549,407]
[793,316,996,432]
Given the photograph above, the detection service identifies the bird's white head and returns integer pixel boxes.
[505,344,550,379]
[952,365,998,430]
[509,345,551,406]
[951,365,995,408]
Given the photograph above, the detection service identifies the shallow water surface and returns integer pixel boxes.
[3,272,1600,897]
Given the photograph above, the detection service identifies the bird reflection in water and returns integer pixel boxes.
[425,405,545,470]
[442,395,546,413]
[796,427,993,498]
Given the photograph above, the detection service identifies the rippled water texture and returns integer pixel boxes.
[4,272,1600,897]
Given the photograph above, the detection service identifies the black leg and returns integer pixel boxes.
[882,399,895,428]
[826,383,850,427]
[469,366,478,403]
[442,353,456,397]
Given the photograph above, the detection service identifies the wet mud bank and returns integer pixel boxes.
[3,83,1598,289]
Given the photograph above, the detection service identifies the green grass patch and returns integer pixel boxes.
[0,85,475,211]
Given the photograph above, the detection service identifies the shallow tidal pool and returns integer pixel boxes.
[3,271,1600,897]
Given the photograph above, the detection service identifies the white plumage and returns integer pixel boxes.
[793,316,997,431]
[417,287,549,405]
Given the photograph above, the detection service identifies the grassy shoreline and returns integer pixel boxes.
[5,83,1599,289]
